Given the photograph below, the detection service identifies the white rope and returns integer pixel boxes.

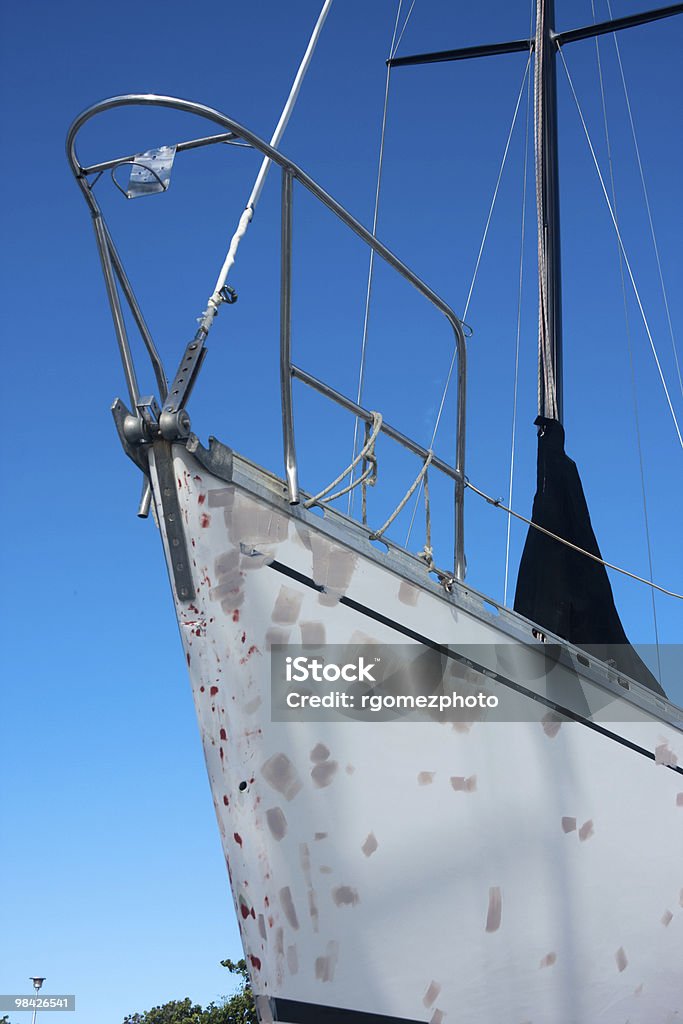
[304,412,382,508]
[466,478,683,600]
[606,0,683,403]
[504,20,533,607]
[558,45,683,449]
[197,0,334,335]
[405,52,532,546]
[348,0,418,516]
[312,459,376,505]
[370,452,433,540]
[590,0,662,679]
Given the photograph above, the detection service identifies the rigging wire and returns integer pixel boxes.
[393,0,418,56]
[348,0,418,515]
[405,51,533,546]
[504,24,534,607]
[606,0,683,403]
[558,44,683,450]
[590,0,662,680]
[461,53,533,325]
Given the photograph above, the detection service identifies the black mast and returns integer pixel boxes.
[535,0,563,423]
[389,1,682,423]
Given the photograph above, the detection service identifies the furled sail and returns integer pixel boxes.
[514,417,665,695]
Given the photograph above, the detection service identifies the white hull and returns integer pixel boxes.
[149,440,683,1024]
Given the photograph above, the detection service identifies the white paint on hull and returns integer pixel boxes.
[148,445,683,1024]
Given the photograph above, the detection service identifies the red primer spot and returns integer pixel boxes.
[220,728,227,740]
[234,832,243,847]
[198,493,206,505]
[210,686,219,696]
[200,513,211,528]
[239,902,250,920]
[264,896,270,907]
[241,632,246,644]
[223,795,229,806]
[248,645,258,656]
[177,477,182,489]
[249,955,261,971]
[200,685,205,693]
[219,747,224,764]
[232,610,240,623]
[186,653,191,666]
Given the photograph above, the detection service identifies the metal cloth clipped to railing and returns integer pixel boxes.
[66,95,468,580]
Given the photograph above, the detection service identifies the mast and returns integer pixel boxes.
[388,1,683,427]
[535,0,563,423]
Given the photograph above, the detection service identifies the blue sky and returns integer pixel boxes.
[1,1,681,1020]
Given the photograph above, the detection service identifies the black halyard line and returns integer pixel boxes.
[271,997,426,1023]
[268,559,683,776]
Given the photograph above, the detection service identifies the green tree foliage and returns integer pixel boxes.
[216,960,256,1023]
[122,998,205,1024]
[122,958,256,1024]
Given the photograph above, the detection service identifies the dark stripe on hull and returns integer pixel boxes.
[269,559,683,777]
[272,997,426,1023]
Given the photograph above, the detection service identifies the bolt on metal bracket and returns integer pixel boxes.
[112,397,151,475]
[112,398,195,601]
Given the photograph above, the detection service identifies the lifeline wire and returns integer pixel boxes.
[465,479,683,600]
[349,0,418,516]
[405,51,533,546]
[558,45,683,449]
[590,0,661,679]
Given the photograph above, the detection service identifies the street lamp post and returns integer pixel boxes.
[29,978,45,1024]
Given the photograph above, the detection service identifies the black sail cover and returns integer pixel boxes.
[514,417,666,696]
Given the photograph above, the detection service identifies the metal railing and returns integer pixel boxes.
[66,95,468,579]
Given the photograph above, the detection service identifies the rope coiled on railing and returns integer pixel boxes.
[304,412,382,509]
